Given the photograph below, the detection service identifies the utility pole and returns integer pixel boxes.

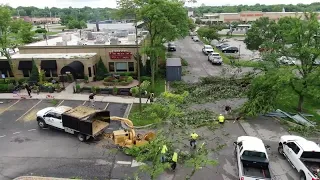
[135,22,142,113]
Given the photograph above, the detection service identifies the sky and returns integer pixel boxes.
[0,0,318,9]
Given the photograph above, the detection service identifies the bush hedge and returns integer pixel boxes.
[103,76,134,86]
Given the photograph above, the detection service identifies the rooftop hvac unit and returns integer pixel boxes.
[110,37,119,45]
[87,32,94,40]
[127,34,136,42]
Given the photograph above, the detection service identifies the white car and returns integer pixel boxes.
[234,136,272,180]
[278,56,296,65]
[278,135,320,180]
[193,36,199,42]
[208,52,222,65]
[202,45,214,55]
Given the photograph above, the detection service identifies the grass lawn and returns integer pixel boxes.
[152,77,166,96]
[276,87,320,121]
[128,103,155,126]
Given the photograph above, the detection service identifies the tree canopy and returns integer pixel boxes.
[243,13,320,115]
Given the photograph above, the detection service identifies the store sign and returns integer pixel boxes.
[109,50,132,59]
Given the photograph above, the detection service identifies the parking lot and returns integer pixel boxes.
[0,99,140,180]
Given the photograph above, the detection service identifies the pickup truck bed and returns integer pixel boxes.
[242,160,271,178]
[301,158,320,177]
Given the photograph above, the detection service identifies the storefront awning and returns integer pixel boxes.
[0,61,10,70]
[60,61,84,79]
[18,61,33,70]
[41,60,57,69]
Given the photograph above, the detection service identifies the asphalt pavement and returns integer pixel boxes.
[173,37,254,83]
[0,99,139,180]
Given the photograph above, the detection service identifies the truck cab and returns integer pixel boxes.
[278,135,320,180]
[234,136,271,180]
[37,106,72,129]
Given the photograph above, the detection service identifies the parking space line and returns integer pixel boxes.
[82,101,87,105]
[116,161,132,165]
[104,103,109,110]
[13,132,21,134]
[0,100,20,114]
[0,135,6,138]
[57,100,64,106]
[28,129,36,131]
[16,100,43,121]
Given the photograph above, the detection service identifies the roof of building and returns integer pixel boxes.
[0,53,97,60]
[237,136,267,154]
[166,58,181,67]
[25,29,145,47]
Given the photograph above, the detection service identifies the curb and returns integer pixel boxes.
[13,176,75,180]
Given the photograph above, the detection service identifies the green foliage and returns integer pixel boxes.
[84,75,89,83]
[67,19,87,29]
[91,86,97,93]
[244,13,320,112]
[29,59,39,82]
[113,86,118,94]
[195,18,201,24]
[129,92,188,126]
[197,26,220,41]
[172,109,218,129]
[75,84,81,93]
[35,28,47,33]
[39,70,45,84]
[185,143,218,180]
[188,18,196,30]
[170,76,250,104]
[124,132,172,180]
[130,87,139,96]
[0,84,9,92]
[50,99,59,106]
[181,58,188,66]
[96,58,108,81]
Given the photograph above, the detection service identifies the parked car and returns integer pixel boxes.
[202,45,214,55]
[278,135,320,180]
[168,42,176,51]
[208,52,222,65]
[216,43,229,50]
[193,36,199,42]
[278,56,296,65]
[234,136,272,180]
[221,46,239,54]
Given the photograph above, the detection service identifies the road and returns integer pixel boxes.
[173,37,254,83]
[0,99,141,180]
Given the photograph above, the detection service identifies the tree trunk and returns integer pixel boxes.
[297,94,304,112]
[151,55,155,91]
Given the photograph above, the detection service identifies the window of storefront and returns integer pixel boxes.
[51,69,58,77]
[0,70,14,78]
[109,62,115,72]
[115,62,127,72]
[44,69,51,77]
[22,70,31,77]
[128,62,134,72]
[88,67,92,77]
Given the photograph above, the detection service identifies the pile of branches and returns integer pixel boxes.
[171,76,252,104]
[171,109,218,129]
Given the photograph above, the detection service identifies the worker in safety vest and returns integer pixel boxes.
[218,114,225,124]
[190,132,199,149]
[160,144,168,162]
[171,151,178,170]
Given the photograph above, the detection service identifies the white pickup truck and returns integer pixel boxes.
[37,106,110,142]
[278,135,320,180]
[234,136,272,180]
[208,52,222,65]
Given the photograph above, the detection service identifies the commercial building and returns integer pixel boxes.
[0,23,147,82]
[12,16,61,24]
[201,11,320,23]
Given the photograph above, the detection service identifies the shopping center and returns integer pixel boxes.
[0,24,147,82]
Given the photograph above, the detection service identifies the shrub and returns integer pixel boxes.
[96,57,108,80]
[18,78,28,84]
[140,80,151,91]
[112,86,118,95]
[141,76,151,81]
[36,25,41,28]
[130,87,139,96]
[7,83,14,92]
[35,28,47,33]
[91,86,97,93]
[30,59,39,82]
[181,58,188,66]
[43,82,54,87]
[0,84,9,92]
[75,84,80,93]
[84,75,89,83]
[127,76,133,82]
[95,86,100,93]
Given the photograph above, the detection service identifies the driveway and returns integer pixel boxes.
[171,37,254,83]
[0,99,141,180]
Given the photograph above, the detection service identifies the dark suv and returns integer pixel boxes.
[168,42,176,51]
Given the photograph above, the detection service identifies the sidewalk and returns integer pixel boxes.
[14,177,75,180]
[0,91,148,104]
